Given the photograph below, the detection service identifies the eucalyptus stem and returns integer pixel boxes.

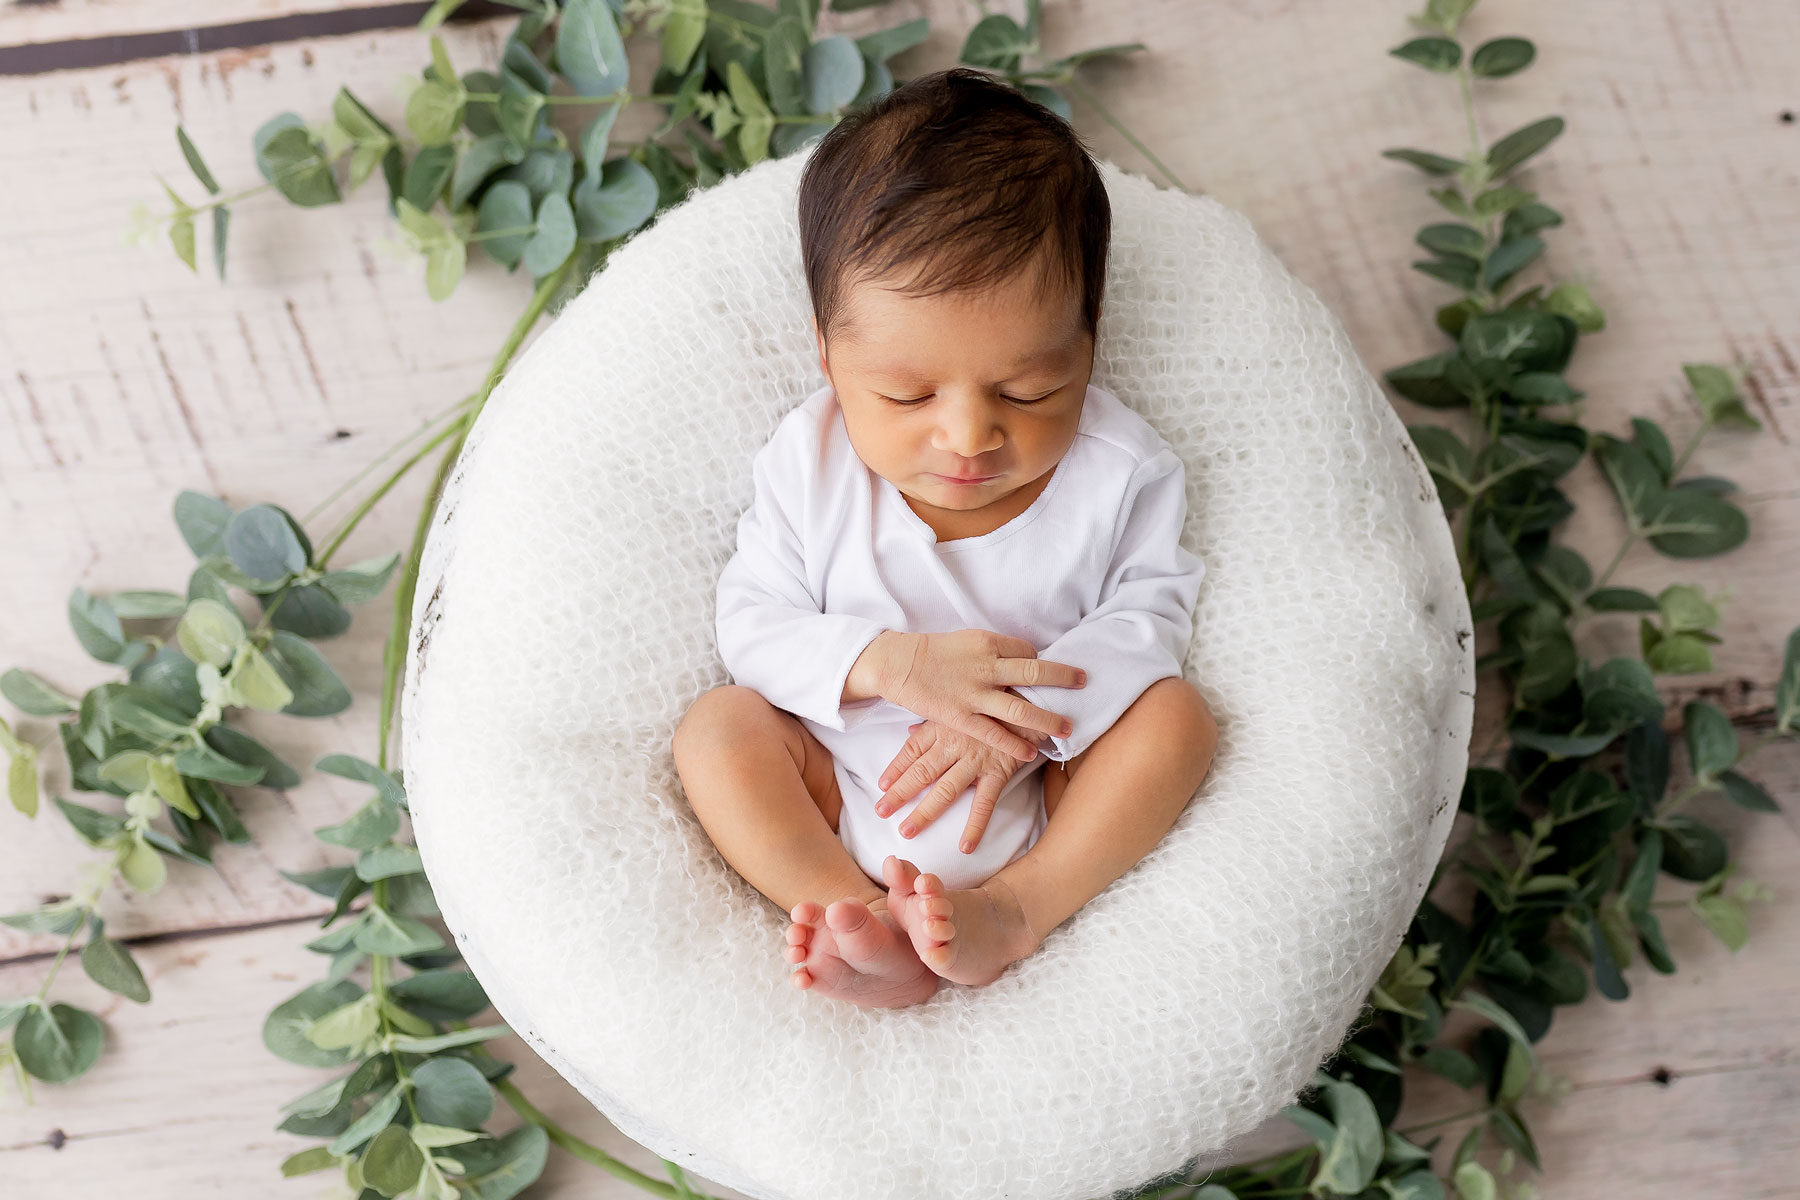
[314,407,474,570]
[493,1077,701,1199]
[302,390,479,526]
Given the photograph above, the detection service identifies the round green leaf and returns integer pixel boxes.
[15,1002,105,1082]
[265,980,366,1068]
[412,1056,495,1129]
[802,34,865,113]
[362,1123,427,1196]
[174,491,232,557]
[1646,489,1748,558]
[556,0,629,96]
[1470,36,1534,77]
[1656,814,1728,881]
[406,80,466,147]
[224,504,309,583]
[574,157,658,241]
[522,191,576,277]
[263,583,353,639]
[119,836,167,893]
[177,597,246,667]
[477,180,534,268]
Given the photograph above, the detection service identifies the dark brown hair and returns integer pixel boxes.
[797,66,1110,351]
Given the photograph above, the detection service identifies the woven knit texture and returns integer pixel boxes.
[400,145,1473,1200]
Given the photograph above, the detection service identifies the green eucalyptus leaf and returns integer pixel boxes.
[1,668,79,716]
[15,1002,105,1082]
[363,1123,427,1196]
[315,795,401,851]
[355,844,424,881]
[1657,814,1727,881]
[1682,363,1761,430]
[253,115,342,206]
[1717,769,1779,812]
[407,78,466,147]
[263,583,353,639]
[451,1123,548,1200]
[412,1056,495,1129]
[318,753,407,806]
[477,180,534,268]
[1543,279,1605,332]
[1645,488,1748,558]
[1776,627,1800,732]
[1391,36,1461,72]
[224,504,309,583]
[80,922,151,1003]
[803,35,865,113]
[574,156,659,241]
[661,0,707,74]
[264,631,352,716]
[961,14,1029,73]
[265,980,365,1068]
[557,0,630,96]
[1383,148,1466,175]
[1486,116,1564,176]
[1470,37,1534,78]
[522,191,576,277]
[1681,700,1737,779]
[68,587,127,664]
[389,969,490,1021]
[204,723,301,789]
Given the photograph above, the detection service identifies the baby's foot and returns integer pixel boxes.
[784,895,939,1009]
[880,856,1043,987]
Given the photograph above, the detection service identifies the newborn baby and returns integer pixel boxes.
[672,67,1217,1009]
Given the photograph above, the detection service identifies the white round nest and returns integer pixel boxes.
[400,147,1473,1200]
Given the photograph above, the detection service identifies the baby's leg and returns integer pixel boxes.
[996,676,1217,938]
[672,684,885,915]
[672,686,939,1008]
[889,677,1216,985]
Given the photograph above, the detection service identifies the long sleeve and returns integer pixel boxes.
[1010,447,1205,762]
[715,429,892,732]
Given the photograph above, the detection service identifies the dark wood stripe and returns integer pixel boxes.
[0,1,516,77]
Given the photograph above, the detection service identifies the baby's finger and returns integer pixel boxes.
[997,654,1089,692]
[958,774,1005,854]
[877,722,939,791]
[898,761,977,839]
[876,745,952,815]
[957,708,1043,761]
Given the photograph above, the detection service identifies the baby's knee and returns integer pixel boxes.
[672,684,774,762]
[1129,677,1217,759]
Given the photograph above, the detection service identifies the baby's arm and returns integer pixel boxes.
[1010,446,1206,762]
[716,431,894,733]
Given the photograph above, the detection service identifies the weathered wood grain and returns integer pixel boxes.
[1,0,1796,1195]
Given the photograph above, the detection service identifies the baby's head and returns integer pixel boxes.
[798,67,1110,523]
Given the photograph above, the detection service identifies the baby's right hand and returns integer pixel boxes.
[880,629,1086,761]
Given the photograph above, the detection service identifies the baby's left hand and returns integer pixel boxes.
[873,717,1044,854]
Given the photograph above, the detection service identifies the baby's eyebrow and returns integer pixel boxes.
[868,343,1078,386]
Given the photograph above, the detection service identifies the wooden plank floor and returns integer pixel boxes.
[2,0,1797,1196]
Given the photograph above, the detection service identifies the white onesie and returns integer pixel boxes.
[714,381,1206,890]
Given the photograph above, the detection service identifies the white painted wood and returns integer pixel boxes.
[2,1,1797,1195]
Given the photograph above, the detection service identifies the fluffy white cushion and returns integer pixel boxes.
[400,145,1472,1200]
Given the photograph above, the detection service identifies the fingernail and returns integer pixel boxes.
[1062,722,1073,736]
[900,824,914,837]
[960,841,974,854]
[1076,671,1087,684]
